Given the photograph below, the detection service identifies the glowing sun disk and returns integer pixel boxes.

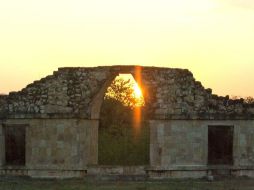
[118,73,144,107]
[133,83,142,98]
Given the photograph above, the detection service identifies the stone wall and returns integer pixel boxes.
[0,124,5,166]
[0,66,254,178]
[1,119,98,170]
[237,121,254,166]
[0,95,7,117]
[150,120,207,168]
[149,120,254,169]
[0,68,113,118]
[0,66,253,120]
[142,68,254,120]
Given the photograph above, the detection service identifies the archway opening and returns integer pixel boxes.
[98,74,149,166]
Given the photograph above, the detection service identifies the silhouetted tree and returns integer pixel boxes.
[100,78,136,130]
[99,77,149,165]
[230,95,254,104]
[104,77,143,108]
[244,96,254,104]
[230,95,241,100]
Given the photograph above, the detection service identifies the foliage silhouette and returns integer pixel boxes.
[230,95,254,104]
[244,96,254,104]
[99,77,149,165]
[104,77,144,108]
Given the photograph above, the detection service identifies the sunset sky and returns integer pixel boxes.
[0,0,253,97]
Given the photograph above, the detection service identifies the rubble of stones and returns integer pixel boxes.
[0,66,253,120]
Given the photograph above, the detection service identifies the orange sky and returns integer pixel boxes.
[0,0,254,97]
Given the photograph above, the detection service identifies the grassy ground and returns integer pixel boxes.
[0,178,254,190]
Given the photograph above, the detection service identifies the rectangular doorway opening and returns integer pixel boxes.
[208,125,233,165]
[4,125,26,166]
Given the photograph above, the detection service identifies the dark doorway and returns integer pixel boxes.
[4,125,26,165]
[208,125,233,165]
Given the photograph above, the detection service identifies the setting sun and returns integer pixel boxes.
[104,74,145,107]
[1,0,254,184]
[133,83,142,99]
[119,74,145,107]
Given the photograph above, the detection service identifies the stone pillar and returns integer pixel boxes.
[0,124,5,166]
[149,120,162,167]
[233,125,241,167]
[88,120,99,165]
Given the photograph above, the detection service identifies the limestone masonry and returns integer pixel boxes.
[0,66,253,120]
[0,66,254,179]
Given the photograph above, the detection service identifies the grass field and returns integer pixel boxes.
[0,178,254,190]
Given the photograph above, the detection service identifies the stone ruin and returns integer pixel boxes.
[0,65,254,178]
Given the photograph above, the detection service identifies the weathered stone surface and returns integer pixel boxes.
[0,66,254,179]
[0,66,253,120]
[2,119,97,170]
[0,124,5,166]
[149,120,254,169]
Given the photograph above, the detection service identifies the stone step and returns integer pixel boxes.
[86,174,148,181]
[210,169,231,176]
[87,166,147,176]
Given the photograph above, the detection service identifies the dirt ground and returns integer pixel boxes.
[0,177,254,190]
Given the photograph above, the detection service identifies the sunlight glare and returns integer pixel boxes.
[119,74,144,107]
[134,83,142,99]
